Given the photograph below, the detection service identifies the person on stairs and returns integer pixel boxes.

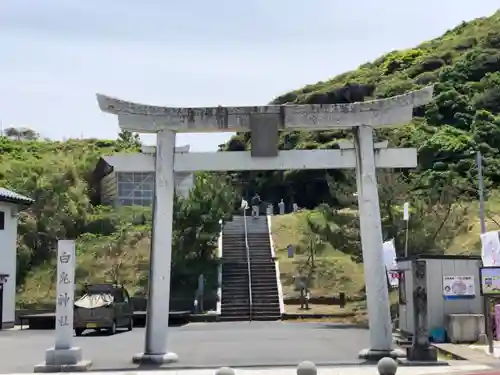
[251,193,261,219]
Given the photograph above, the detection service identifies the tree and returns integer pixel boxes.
[103,224,132,283]
[3,127,39,140]
[308,171,470,262]
[293,214,329,288]
[170,172,239,292]
[117,130,141,150]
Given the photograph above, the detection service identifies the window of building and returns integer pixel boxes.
[0,211,4,230]
[116,172,154,207]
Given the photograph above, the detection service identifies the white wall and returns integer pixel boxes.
[0,202,17,327]
[175,172,195,198]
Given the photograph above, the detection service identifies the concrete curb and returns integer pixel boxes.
[431,344,471,361]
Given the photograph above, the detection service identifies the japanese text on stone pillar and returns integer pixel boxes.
[55,240,76,349]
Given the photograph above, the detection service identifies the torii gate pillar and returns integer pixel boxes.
[354,125,399,359]
[97,86,433,363]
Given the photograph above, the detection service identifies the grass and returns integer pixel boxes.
[447,194,500,255]
[271,210,365,301]
[17,231,151,308]
[270,196,500,316]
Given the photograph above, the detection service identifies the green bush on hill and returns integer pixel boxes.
[0,132,238,307]
[224,10,500,210]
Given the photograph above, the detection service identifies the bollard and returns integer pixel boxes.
[215,367,235,375]
[377,357,397,375]
[297,361,317,375]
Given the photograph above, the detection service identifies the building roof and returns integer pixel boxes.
[95,146,191,175]
[0,187,34,205]
[101,153,155,172]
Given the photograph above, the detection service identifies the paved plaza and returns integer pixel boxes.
[5,364,497,375]
[0,322,371,373]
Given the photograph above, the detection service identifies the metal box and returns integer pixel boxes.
[397,254,483,336]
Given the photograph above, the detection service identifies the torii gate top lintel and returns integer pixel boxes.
[96,85,433,134]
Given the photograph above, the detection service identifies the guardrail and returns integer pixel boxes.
[267,214,285,315]
[243,207,253,321]
[216,220,223,316]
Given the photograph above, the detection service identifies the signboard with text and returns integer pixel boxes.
[480,267,500,296]
[443,275,475,300]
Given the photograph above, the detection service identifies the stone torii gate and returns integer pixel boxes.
[96,86,433,363]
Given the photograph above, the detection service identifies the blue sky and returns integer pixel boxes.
[0,1,498,151]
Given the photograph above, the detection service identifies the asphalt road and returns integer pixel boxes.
[0,322,369,373]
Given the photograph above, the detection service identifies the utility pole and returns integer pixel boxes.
[476,151,494,354]
[477,151,486,234]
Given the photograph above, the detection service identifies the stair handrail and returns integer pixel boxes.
[243,206,253,321]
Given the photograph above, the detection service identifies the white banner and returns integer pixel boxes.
[403,202,410,221]
[481,231,500,266]
[383,239,399,288]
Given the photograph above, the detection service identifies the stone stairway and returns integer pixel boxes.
[248,218,282,320]
[220,214,281,321]
[220,217,250,321]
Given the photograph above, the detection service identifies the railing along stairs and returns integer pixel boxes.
[243,207,253,321]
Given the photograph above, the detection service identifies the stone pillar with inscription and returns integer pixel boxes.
[34,240,92,373]
[398,259,444,365]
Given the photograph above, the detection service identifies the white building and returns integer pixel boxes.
[0,187,33,329]
[93,145,195,207]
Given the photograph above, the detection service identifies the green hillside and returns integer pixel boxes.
[226,10,500,209]
[0,131,238,307]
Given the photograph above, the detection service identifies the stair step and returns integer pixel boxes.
[223,269,249,273]
[222,277,249,281]
[252,289,279,293]
[222,289,250,293]
[222,276,249,281]
[222,301,250,306]
[222,286,249,289]
[220,313,251,318]
[252,295,279,300]
[222,304,251,309]
[250,268,276,272]
[252,302,280,306]
[252,309,281,313]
